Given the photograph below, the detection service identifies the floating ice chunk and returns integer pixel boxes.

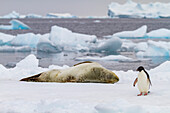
[108,1,170,18]
[92,37,122,53]
[37,34,62,53]
[0,19,31,30]
[75,55,133,61]
[0,32,15,44]
[46,13,77,18]
[49,25,96,51]
[10,33,40,48]
[147,28,170,39]
[113,25,147,38]
[136,40,170,57]
[10,19,31,30]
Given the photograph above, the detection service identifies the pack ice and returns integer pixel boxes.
[0,25,122,53]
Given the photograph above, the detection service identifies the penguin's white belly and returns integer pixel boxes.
[137,71,149,93]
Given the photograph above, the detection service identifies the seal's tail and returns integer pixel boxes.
[20,73,41,82]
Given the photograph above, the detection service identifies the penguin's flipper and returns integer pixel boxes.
[74,61,93,66]
[20,73,42,82]
[133,78,138,87]
[144,70,152,86]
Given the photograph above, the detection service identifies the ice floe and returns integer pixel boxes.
[147,28,170,39]
[91,37,122,53]
[136,40,170,57]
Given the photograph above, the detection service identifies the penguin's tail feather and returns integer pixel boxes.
[20,73,42,82]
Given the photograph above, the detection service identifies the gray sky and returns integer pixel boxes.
[0,0,169,17]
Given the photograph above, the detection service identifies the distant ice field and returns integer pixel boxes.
[1,18,170,38]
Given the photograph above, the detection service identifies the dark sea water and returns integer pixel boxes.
[0,18,170,71]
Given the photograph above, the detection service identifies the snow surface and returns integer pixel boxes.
[0,19,31,30]
[108,0,170,18]
[1,54,170,113]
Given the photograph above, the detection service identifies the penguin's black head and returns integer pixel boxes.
[136,66,145,72]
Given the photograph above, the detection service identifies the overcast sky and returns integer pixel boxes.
[0,0,169,17]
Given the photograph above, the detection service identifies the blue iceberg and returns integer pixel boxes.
[0,19,31,30]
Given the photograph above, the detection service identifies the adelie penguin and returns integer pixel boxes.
[133,66,152,96]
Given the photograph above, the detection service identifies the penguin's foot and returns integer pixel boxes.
[144,93,148,96]
[137,93,142,96]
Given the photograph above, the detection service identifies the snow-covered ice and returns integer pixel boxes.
[0,54,170,113]
[10,33,41,48]
[0,19,31,30]
[108,0,170,18]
